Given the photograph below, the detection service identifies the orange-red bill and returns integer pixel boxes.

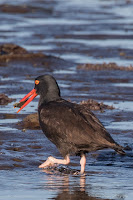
[17,88,37,113]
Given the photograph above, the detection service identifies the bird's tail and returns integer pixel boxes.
[114,144,126,155]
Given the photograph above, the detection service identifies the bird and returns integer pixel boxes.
[16,74,125,174]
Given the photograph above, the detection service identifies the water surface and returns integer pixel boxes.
[0,0,133,200]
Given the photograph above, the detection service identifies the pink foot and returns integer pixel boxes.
[39,155,70,169]
[39,156,56,168]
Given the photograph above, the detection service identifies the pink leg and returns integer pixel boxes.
[80,154,86,174]
[39,154,70,168]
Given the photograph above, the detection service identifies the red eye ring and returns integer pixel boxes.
[35,80,40,85]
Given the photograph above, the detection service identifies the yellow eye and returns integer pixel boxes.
[35,80,40,85]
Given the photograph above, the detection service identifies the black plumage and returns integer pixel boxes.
[18,74,125,173]
[36,75,125,156]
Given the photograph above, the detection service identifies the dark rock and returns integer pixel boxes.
[77,62,133,71]
[0,43,73,71]
[0,43,27,55]
[18,113,40,129]
[0,93,14,105]
[0,4,31,14]
[79,99,114,111]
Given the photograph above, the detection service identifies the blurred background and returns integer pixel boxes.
[0,1,133,200]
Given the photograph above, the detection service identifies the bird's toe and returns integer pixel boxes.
[39,157,55,168]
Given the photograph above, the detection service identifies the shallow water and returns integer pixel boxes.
[0,0,133,200]
[1,0,133,66]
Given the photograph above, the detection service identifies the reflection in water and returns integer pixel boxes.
[42,169,110,200]
[54,191,109,200]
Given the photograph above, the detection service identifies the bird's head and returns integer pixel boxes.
[16,74,60,113]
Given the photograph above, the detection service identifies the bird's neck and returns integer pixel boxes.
[38,91,61,107]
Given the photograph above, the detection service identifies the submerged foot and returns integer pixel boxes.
[73,171,86,175]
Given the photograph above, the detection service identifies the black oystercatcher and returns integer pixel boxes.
[16,74,125,174]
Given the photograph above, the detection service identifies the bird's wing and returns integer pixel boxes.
[39,100,115,147]
[74,103,116,144]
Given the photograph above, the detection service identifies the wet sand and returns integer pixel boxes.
[0,0,133,200]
